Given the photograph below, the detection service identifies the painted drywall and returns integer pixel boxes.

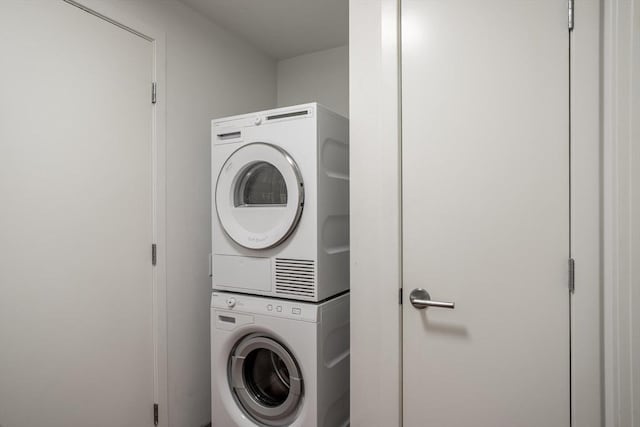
[349,1,401,426]
[277,45,349,117]
[77,2,277,426]
[604,0,640,425]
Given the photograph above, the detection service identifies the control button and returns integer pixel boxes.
[292,307,301,315]
[226,297,236,308]
[254,116,262,125]
[267,304,273,311]
[276,306,282,312]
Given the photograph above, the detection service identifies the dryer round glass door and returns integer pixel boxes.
[229,333,303,426]
[216,143,304,250]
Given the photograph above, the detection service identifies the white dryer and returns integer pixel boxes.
[211,291,350,427]
[211,103,349,302]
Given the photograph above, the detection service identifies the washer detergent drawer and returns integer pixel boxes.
[213,255,271,292]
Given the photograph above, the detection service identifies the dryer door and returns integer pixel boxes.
[216,143,304,250]
[229,333,303,426]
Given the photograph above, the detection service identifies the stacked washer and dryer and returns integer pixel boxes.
[210,103,350,427]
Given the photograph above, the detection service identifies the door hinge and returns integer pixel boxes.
[399,287,403,305]
[152,244,157,266]
[568,0,574,30]
[151,82,157,104]
[153,403,159,425]
[568,258,575,293]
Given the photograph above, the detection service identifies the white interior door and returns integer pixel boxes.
[0,2,155,426]
[401,1,570,426]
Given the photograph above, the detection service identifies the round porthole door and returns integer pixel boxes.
[215,143,304,250]
[229,333,304,426]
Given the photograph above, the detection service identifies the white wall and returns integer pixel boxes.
[349,1,401,426]
[159,9,274,427]
[277,45,349,117]
[604,0,640,425]
[85,2,277,426]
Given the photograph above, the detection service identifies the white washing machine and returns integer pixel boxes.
[211,103,349,302]
[211,291,350,427]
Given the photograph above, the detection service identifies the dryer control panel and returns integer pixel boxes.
[212,291,318,322]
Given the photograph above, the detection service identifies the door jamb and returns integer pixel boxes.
[602,0,640,424]
[569,0,603,425]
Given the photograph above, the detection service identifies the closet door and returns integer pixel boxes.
[401,1,570,426]
[0,2,155,426]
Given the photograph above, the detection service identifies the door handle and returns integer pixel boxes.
[409,288,455,309]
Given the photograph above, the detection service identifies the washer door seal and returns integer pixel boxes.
[216,143,304,250]
[229,333,304,426]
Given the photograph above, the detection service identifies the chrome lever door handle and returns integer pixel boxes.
[409,288,455,309]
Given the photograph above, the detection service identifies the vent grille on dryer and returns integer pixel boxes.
[265,109,310,121]
[275,258,316,298]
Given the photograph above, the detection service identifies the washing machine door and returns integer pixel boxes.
[229,333,304,426]
[216,143,304,250]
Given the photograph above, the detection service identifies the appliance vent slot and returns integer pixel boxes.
[275,258,316,298]
[218,315,236,324]
[217,131,241,140]
[266,110,310,121]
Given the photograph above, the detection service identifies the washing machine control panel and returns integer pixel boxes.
[212,292,318,322]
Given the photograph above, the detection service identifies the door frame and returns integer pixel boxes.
[569,0,602,425]
[602,0,640,424]
[60,1,169,425]
[349,0,602,425]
